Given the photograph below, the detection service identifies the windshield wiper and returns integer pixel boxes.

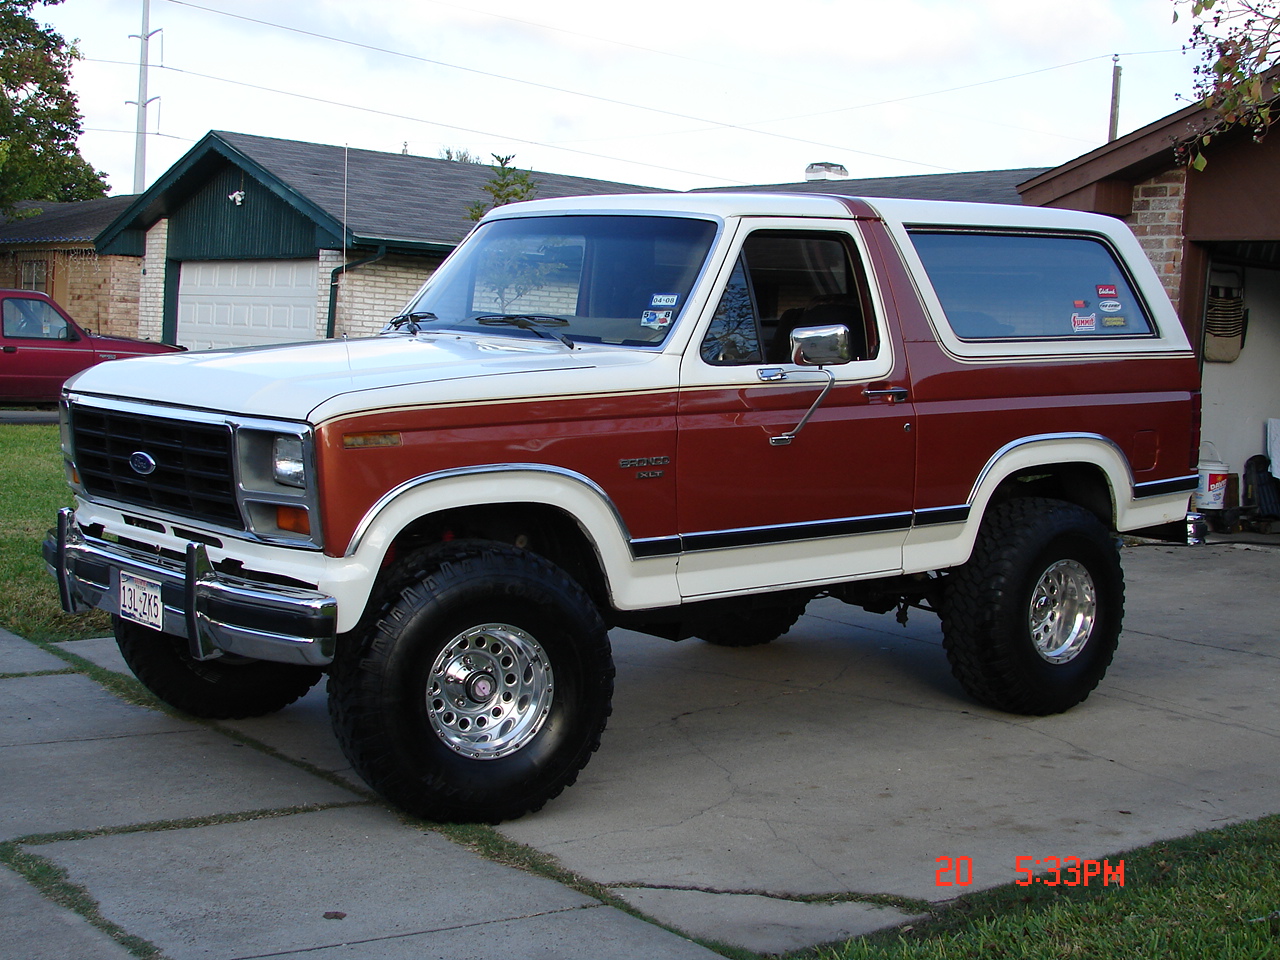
[384,311,439,334]
[475,314,575,350]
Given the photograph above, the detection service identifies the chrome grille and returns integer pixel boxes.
[70,405,244,529]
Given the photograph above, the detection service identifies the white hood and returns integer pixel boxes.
[64,333,613,422]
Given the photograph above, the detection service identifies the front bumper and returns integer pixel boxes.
[45,508,337,666]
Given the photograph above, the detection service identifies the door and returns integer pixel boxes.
[675,222,915,599]
[177,260,318,349]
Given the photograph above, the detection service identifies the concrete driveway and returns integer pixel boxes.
[4,541,1278,957]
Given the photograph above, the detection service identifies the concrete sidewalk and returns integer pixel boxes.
[0,636,720,959]
[3,541,1279,958]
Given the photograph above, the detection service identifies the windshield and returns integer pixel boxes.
[390,215,718,347]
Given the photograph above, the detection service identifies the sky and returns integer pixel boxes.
[39,0,1206,196]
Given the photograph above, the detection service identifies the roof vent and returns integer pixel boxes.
[805,162,849,181]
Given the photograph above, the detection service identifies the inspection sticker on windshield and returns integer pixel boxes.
[641,310,674,330]
[650,293,679,307]
[119,571,164,629]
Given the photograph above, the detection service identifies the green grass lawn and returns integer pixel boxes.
[0,423,109,642]
[4,421,1280,959]
[812,817,1280,959]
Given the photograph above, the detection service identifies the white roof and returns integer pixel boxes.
[484,192,1128,236]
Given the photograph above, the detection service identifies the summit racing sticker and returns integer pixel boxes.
[1072,312,1098,333]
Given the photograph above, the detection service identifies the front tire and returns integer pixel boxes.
[328,542,614,823]
[940,498,1124,715]
[114,617,323,719]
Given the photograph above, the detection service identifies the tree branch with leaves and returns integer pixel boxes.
[1175,0,1280,168]
[465,154,538,222]
[0,0,108,217]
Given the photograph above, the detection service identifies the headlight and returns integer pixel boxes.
[273,436,306,488]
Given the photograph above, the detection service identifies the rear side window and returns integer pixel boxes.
[907,231,1154,340]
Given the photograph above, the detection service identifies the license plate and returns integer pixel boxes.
[119,572,164,629]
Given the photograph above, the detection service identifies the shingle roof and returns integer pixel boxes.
[695,167,1050,206]
[102,131,664,253]
[0,195,138,244]
[220,131,665,247]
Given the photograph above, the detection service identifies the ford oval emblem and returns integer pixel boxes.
[129,451,157,476]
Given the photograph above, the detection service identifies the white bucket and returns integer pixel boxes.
[1195,443,1231,510]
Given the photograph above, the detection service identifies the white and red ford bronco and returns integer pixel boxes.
[47,193,1201,822]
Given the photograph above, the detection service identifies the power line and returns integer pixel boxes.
[157,0,955,172]
[83,58,748,184]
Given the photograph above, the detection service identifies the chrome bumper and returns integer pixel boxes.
[45,508,337,666]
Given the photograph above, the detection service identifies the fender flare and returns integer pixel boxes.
[343,463,680,611]
[905,433,1192,573]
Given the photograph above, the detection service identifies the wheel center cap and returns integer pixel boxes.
[466,673,497,703]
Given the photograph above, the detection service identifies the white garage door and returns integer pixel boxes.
[178,260,319,350]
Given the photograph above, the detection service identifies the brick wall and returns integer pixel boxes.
[138,219,168,341]
[328,253,441,337]
[64,251,142,338]
[0,246,143,338]
[1125,169,1188,307]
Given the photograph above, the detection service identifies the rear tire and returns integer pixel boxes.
[940,498,1123,715]
[328,541,614,823]
[114,617,323,719]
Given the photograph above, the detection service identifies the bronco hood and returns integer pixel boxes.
[64,333,612,422]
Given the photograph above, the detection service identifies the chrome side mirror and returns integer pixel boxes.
[790,324,851,366]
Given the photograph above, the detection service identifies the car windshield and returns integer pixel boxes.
[388,215,718,347]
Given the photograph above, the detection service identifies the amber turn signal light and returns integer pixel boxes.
[276,505,311,535]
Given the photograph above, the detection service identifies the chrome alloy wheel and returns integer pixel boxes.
[1028,559,1097,664]
[426,623,554,759]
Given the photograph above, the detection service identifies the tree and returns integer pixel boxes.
[0,0,108,217]
[465,154,538,222]
[1175,0,1280,168]
[438,146,482,163]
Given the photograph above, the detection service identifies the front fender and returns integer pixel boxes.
[344,464,681,614]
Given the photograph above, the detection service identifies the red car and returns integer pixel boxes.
[0,290,183,403]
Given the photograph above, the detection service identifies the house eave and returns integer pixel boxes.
[1018,100,1215,207]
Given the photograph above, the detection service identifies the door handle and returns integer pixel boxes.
[2,346,15,354]
[863,387,908,402]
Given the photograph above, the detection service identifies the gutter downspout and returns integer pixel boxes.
[327,245,387,338]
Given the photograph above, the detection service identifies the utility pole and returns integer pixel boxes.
[129,0,160,194]
[1108,55,1123,142]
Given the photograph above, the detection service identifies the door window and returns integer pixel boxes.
[2,298,70,340]
[700,231,875,365]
